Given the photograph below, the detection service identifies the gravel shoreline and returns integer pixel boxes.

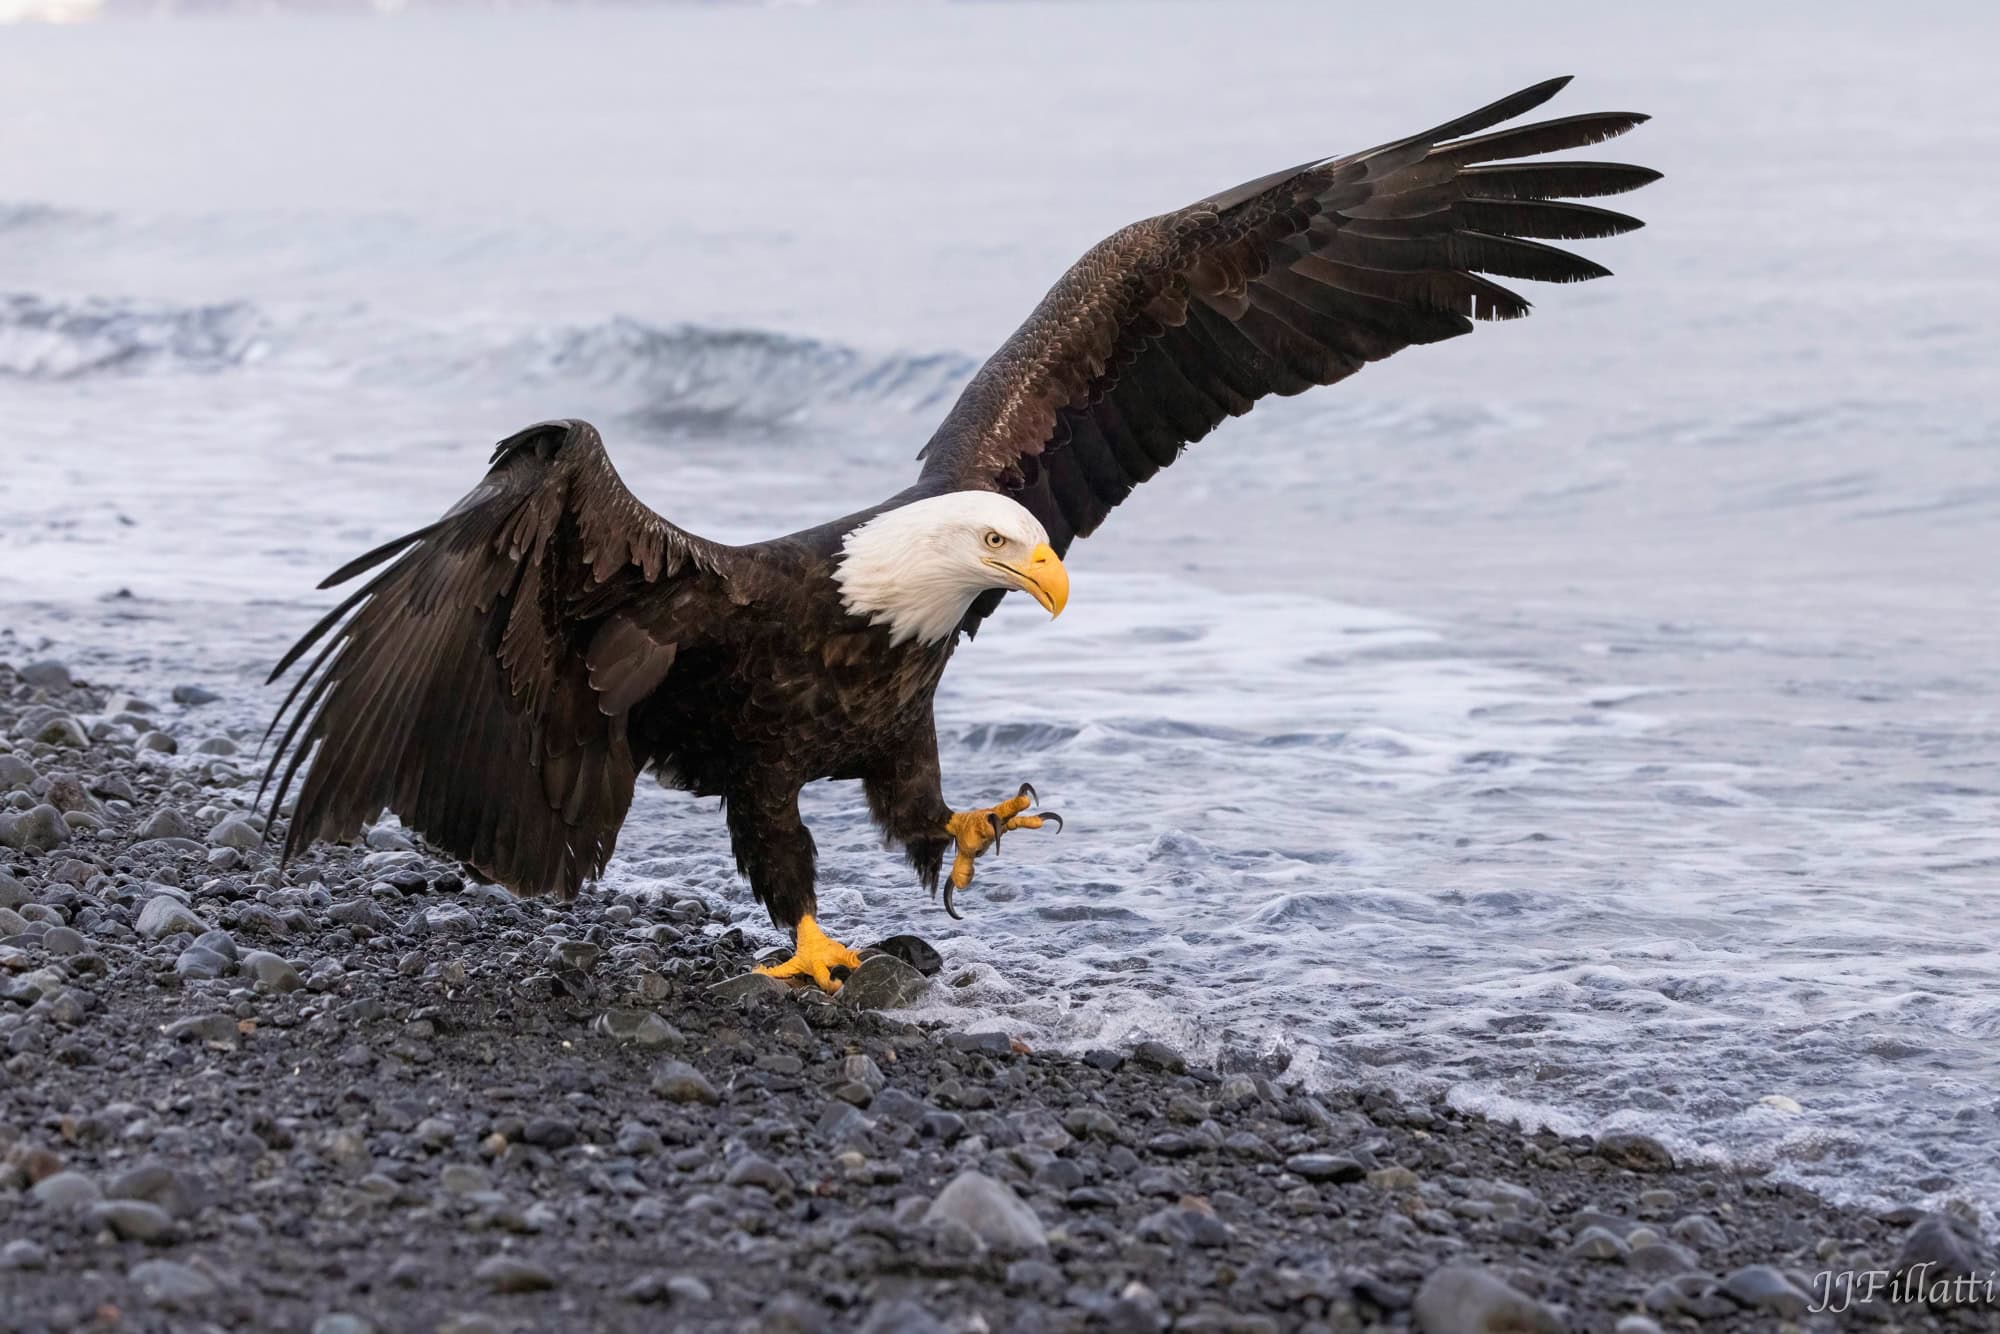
[1,655,1992,1333]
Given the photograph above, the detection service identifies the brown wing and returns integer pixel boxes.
[916,75,1657,555]
[259,418,734,899]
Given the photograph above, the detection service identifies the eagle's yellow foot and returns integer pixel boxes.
[755,914,862,992]
[941,782,1063,918]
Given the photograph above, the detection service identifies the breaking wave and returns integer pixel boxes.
[0,294,272,379]
[0,284,972,436]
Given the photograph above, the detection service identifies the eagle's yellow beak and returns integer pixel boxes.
[992,542,1068,618]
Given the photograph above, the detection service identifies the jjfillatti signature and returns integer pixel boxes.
[1810,1264,1999,1314]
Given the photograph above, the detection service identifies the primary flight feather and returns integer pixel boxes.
[263,77,1657,989]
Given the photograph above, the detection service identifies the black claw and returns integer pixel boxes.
[987,810,1004,858]
[1039,811,1064,834]
[1016,781,1038,805]
[943,879,964,920]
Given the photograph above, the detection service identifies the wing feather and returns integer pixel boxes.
[914,77,1656,598]
[260,418,732,899]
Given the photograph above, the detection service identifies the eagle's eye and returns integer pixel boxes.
[982,530,1007,550]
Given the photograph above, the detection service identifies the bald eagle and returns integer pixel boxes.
[262,77,1656,989]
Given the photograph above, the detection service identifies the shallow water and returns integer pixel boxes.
[2,1,1997,1221]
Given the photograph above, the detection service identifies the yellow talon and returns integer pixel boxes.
[755,914,862,992]
[940,782,1063,917]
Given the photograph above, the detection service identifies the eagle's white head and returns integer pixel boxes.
[834,492,1069,646]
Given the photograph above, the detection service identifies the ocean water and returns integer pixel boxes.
[2,1,1997,1222]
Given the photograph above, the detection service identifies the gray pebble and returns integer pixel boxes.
[597,1008,683,1049]
[313,1316,378,1334]
[174,946,234,980]
[172,684,221,705]
[1720,1264,1811,1317]
[31,1170,102,1211]
[129,1259,219,1309]
[0,803,69,852]
[207,814,261,850]
[1568,1225,1630,1260]
[135,809,193,841]
[241,950,303,993]
[724,1153,793,1193]
[1285,1153,1366,1184]
[0,1238,47,1269]
[89,1199,177,1243]
[651,1059,719,1105]
[41,924,88,955]
[195,736,238,756]
[136,896,210,940]
[164,1013,239,1042]
[1412,1265,1563,1334]
[0,754,37,788]
[1670,1212,1729,1250]
[136,731,178,755]
[921,1169,1047,1254]
[473,1255,557,1293]
[1626,1240,1702,1276]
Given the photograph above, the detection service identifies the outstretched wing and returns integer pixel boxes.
[917,75,1656,557]
[260,418,733,899]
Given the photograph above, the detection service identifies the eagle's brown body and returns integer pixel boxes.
[263,77,1657,938]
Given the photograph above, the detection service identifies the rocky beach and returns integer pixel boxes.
[0,654,1990,1333]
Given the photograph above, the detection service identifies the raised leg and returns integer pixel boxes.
[941,782,1062,918]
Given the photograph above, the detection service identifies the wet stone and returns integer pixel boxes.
[207,814,261,850]
[0,1238,48,1270]
[31,1170,102,1211]
[596,1008,684,1049]
[867,933,942,975]
[836,954,930,1010]
[0,803,69,852]
[1596,1131,1675,1173]
[242,950,303,993]
[1130,1039,1187,1073]
[163,1014,238,1043]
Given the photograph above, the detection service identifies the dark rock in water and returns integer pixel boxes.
[1596,1131,1675,1173]
[172,684,221,706]
[947,1030,1014,1057]
[1720,1263,1810,1316]
[836,954,929,1010]
[1131,1039,1187,1073]
[20,659,72,689]
[1286,1153,1366,1184]
[473,1255,557,1293]
[0,804,69,852]
[866,933,942,976]
[709,971,790,1005]
[922,1170,1047,1254]
[1895,1211,1991,1296]
[1413,1265,1564,1334]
